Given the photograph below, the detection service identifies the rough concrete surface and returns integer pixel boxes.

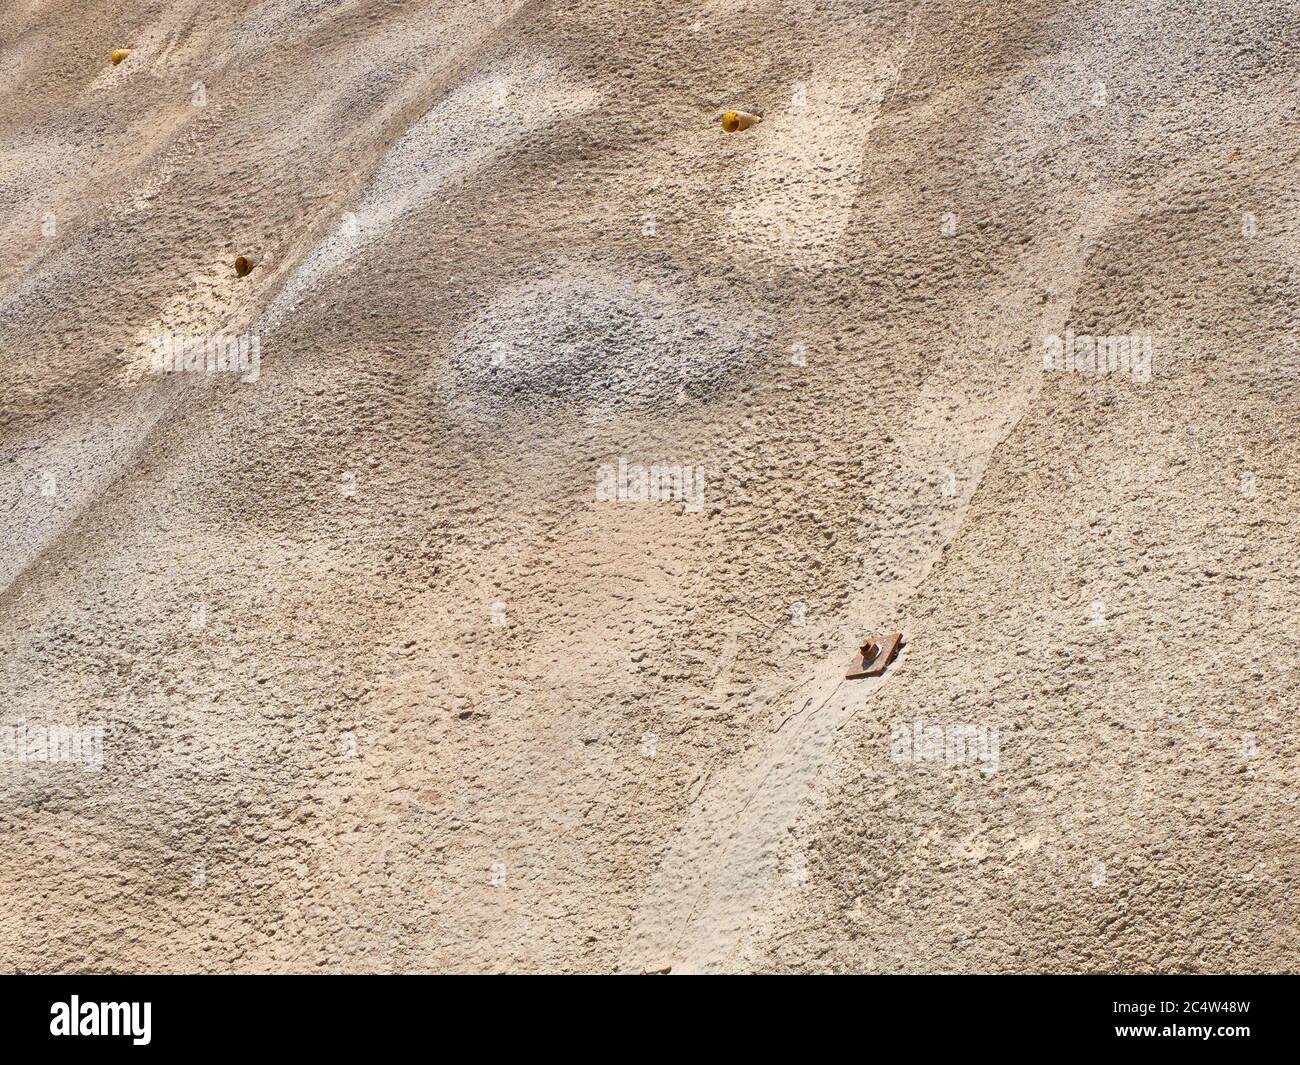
[1,0,1296,974]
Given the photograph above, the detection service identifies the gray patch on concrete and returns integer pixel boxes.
[451,276,774,408]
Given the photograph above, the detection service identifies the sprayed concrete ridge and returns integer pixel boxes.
[0,0,1297,975]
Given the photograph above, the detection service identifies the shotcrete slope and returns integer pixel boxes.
[0,0,1295,973]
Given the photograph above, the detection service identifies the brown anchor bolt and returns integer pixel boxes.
[844,631,902,680]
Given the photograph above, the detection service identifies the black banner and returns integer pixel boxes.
[1,976,1291,1052]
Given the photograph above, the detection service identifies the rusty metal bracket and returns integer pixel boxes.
[844,631,902,680]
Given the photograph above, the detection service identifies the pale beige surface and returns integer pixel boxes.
[1,0,1296,973]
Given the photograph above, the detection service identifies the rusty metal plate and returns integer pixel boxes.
[844,631,902,680]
